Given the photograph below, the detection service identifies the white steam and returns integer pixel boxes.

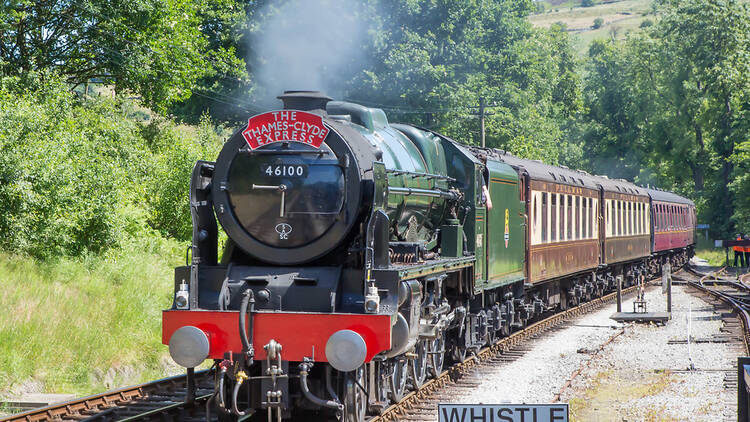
[250,0,370,105]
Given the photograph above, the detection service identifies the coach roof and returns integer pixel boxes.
[645,188,694,206]
[495,151,646,196]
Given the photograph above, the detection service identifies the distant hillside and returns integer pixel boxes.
[531,0,655,55]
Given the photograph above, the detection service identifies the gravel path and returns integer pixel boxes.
[440,282,740,422]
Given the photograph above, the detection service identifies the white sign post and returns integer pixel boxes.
[438,404,569,422]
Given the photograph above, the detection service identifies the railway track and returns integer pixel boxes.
[677,267,750,356]
[1,280,647,422]
[0,371,214,422]
[368,282,642,422]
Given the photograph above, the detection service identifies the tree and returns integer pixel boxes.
[0,0,245,110]
[579,0,750,237]
[344,0,581,163]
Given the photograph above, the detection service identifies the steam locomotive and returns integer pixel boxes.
[162,91,695,421]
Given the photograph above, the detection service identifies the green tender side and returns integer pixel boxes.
[482,160,525,290]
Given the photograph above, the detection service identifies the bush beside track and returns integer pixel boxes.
[0,73,224,397]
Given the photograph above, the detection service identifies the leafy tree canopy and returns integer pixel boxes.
[579,0,750,237]
[0,0,246,110]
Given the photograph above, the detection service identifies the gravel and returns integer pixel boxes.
[441,281,740,422]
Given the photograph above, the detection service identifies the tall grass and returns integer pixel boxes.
[694,235,729,267]
[0,72,227,398]
[0,237,185,395]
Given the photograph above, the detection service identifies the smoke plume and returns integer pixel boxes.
[249,0,370,105]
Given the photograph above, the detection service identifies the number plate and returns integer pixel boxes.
[261,164,308,178]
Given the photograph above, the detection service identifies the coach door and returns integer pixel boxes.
[474,165,487,291]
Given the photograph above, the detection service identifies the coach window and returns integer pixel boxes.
[639,203,644,234]
[532,193,538,243]
[640,202,646,234]
[658,204,662,230]
[586,198,594,239]
[563,195,568,241]
[670,205,674,229]
[671,205,675,229]
[666,205,672,230]
[682,207,686,228]
[580,197,584,239]
[586,198,593,239]
[612,200,617,236]
[551,194,557,242]
[636,203,640,234]
[682,207,685,228]
[569,194,574,240]
[584,197,589,239]
[626,202,631,235]
[532,193,539,243]
[658,204,663,230]
[618,201,622,236]
[573,195,581,239]
[542,192,548,243]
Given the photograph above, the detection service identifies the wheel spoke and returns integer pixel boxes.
[387,359,408,402]
[343,366,367,422]
[409,340,428,388]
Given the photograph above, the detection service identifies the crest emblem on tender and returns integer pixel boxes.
[504,208,510,248]
[275,223,292,240]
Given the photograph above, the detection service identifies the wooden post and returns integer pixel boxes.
[616,275,622,313]
[667,273,672,319]
[479,97,486,148]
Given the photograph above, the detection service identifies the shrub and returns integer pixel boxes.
[639,19,654,28]
[145,115,223,241]
[582,0,596,7]
[593,17,604,29]
[0,73,223,258]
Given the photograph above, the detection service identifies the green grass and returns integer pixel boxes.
[0,236,186,397]
[530,0,655,55]
[695,235,728,267]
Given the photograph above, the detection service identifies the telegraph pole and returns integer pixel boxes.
[471,97,495,148]
[479,97,486,148]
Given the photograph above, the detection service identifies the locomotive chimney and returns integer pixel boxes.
[277,90,332,114]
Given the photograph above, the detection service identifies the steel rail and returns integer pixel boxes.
[2,278,668,422]
[684,265,750,353]
[685,278,750,356]
[0,370,212,422]
[368,282,642,422]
